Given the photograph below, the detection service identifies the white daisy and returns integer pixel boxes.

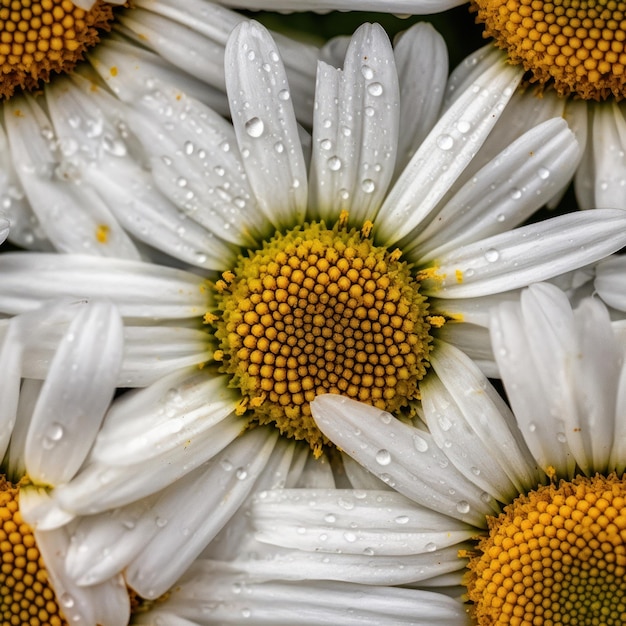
[1,0,318,252]
[228,281,626,624]
[0,299,131,625]
[1,17,625,610]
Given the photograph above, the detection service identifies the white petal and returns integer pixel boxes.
[311,395,497,526]
[4,96,140,259]
[424,340,540,499]
[393,22,448,176]
[0,212,8,245]
[0,320,22,462]
[309,23,399,223]
[91,370,238,465]
[36,526,130,626]
[595,255,626,312]
[490,284,577,475]
[226,21,307,229]
[376,55,522,244]
[0,253,206,318]
[341,452,392,490]
[411,118,579,262]
[18,486,75,530]
[159,562,469,625]
[252,489,473,556]
[434,322,497,378]
[422,209,626,299]
[221,0,466,11]
[25,301,123,485]
[125,429,279,599]
[54,412,244,515]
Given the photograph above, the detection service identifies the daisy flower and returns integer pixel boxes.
[230,281,626,624]
[0,17,625,607]
[0,299,132,625]
[0,0,318,252]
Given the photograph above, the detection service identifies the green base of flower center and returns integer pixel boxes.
[211,215,434,456]
[471,0,626,100]
[0,0,117,100]
[467,474,626,625]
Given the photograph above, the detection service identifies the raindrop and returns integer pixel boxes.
[471,466,481,476]
[437,134,454,151]
[338,497,354,510]
[324,513,336,524]
[343,532,357,542]
[413,434,429,452]
[327,156,342,171]
[155,516,168,528]
[364,107,375,117]
[425,542,437,552]
[528,422,537,433]
[274,141,285,154]
[177,177,188,188]
[496,213,506,223]
[556,432,567,443]
[244,117,265,138]
[184,141,194,155]
[361,179,376,193]
[60,593,75,608]
[438,416,452,431]
[509,188,522,200]
[361,65,374,80]
[484,248,500,263]
[367,82,383,97]
[456,120,471,134]
[45,422,64,442]
[395,515,409,525]
[363,547,375,556]
[320,139,332,151]
[278,89,290,101]
[537,167,550,180]
[375,449,391,465]
[235,468,248,480]
[246,50,255,61]
[456,500,470,514]
[241,609,251,618]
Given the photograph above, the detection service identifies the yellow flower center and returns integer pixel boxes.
[467,474,626,625]
[211,215,434,456]
[0,476,68,626]
[471,0,626,100]
[0,0,117,99]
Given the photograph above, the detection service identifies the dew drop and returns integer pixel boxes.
[320,138,332,151]
[361,65,374,80]
[155,516,168,528]
[244,117,264,138]
[235,468,248,480]
[60,593,75,609]
[456,500,470,514]
[484,248,500,263]
[413,434,429,452]
[361,179,376,193]
[324,513,336,524]
[327,156,342,171]
[496,213,506,223]
[528,422,537,433]
[425,542,437,552]
[395,515,409,525]
[456,120,471,134]
[471,466,481,476]
[45,422,64,442]
[556,432,567,443]
[274,141,285,154]
[367,82,383,97]
[537,167,550,180]
[363,547,375,556]
[509,188,522,200]
[278,89,290,101]
[437,134,454,150]
[343,532,357,542]
[375,449,391,465]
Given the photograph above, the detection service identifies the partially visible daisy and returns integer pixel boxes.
[0,299,130,624]
[1,18,625,606]
[230,282,626,624]
[1,0,318,252]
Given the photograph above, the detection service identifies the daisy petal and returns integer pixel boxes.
[309,23,399,223]
[0,253,206,318]
[595,255,626,311]
[311,395,497,526]
[220,0,466,12]
[154,563,469,625]
[24,301,123,485]
[226,21,307,229]
[376,56,522,244]
[424,340,540,500]
[0,213,8,245]
[412,118,578,262]
[422,209,626,299]
[393,23,448,176]
[125,429,280,599]
[0,321,23,462]
[4,96,140,259]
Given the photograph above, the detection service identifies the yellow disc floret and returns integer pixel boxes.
[471,0,626,100]
[0,476,67,626]
[212,216,433,456]
[0,0,117,99]
[467,473,626,625]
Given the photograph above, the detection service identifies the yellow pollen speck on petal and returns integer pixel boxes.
[455,269,464,284]
[471,0,626,100]
[211,219,434,455]
[467,473,626,626]
[109,65,117,76]
[0,0,119,100]
[0,476,68,626]
[426,315,446,328]
[95,223,109,243]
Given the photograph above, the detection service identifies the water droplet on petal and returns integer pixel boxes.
[327,156,342,171]
[278,89,290,101]
[244,117,265,138]
[375,449,391,465]
[395,515,409,525]
[437,134,454,150]
[484,248,500,263]
[413,434,429,452]
[425,542,437,552]
[235,468,248,480]
[556,432,567,443]
[361,179,376,193]
[361,65,374,80]
[456,500,470,514]
[538,167,550,179]
[509,188,522,200]
[367,82,383,96]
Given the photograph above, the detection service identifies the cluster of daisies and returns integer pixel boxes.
[0,0,626,624]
